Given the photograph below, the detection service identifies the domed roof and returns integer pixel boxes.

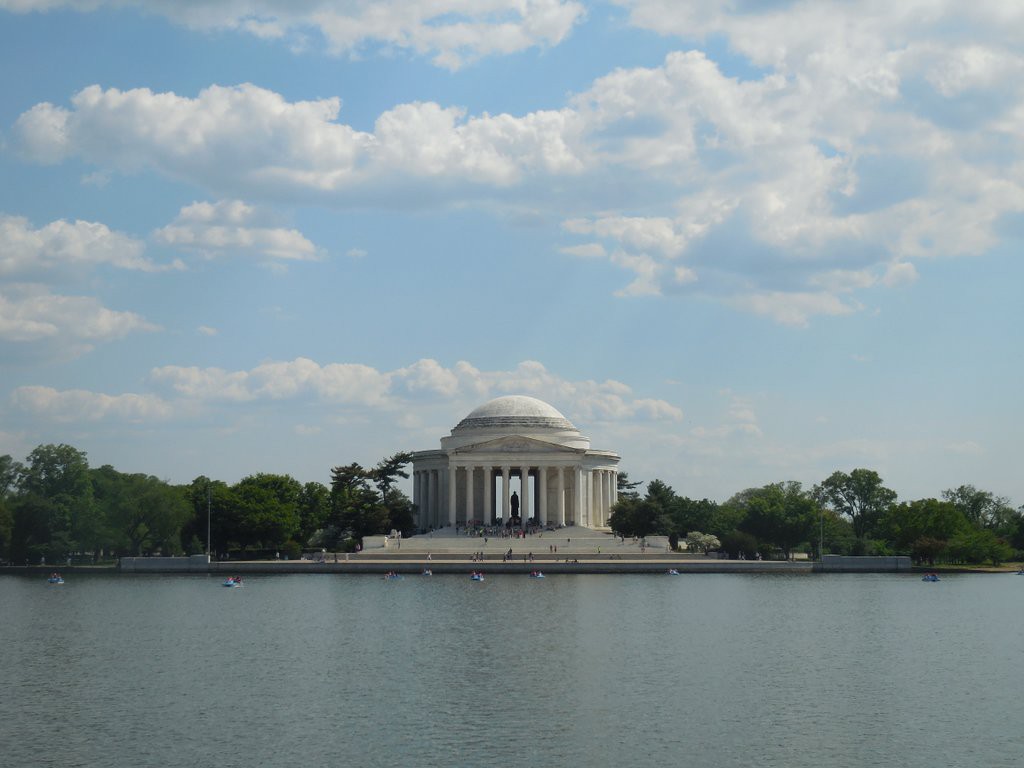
[453,395,577,433]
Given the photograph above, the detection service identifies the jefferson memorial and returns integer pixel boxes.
[411,396,620,530]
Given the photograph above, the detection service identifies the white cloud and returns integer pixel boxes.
[0,0,585,70]
[10,0,1024,326]
[12,84,584,195]
[0,213,172,276]
[153,200,322,261]
[881,262,919,287]
[11,385,173,422]
[559,243,606,259]
[0,285,159,350]
[17,357,683,432]
[728,291,858,328]
[945,440,983,455]
[145,357,687,425]
[197,325,218,336]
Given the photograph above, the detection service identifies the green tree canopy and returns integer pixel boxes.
[942,485,1016,531]
[329,463,389,545]
[727,481,818,559]
[616,471,643,501]
[93,466,191,555]
[879,498,970,554]
[231,473,302,550]
[814,469,896,540]
[297,481,331,543]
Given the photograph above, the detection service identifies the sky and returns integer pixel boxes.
[1,0,1022,506]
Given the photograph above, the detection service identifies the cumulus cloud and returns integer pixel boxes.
[10,1,1024,325]
[0,285,159,352]
[0,0,585,70]
[149,358,688,423]
[0,213,174,276]
[10,357,682,427]
[11,385,173,422]
[727,291,859,327]
[11,84,584,196]
[153,200,322,261]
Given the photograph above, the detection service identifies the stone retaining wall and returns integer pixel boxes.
[816,555,912,572]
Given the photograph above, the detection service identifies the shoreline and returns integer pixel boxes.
[5,555,1019,576]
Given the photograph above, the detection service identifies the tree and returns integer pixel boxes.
[608,497,665,538]
[0,455,20,561]
[814,469,896,540]
[329,463,389,545]
[879,499,969,554]
[17,444,96,559]
[370,452,415,535]
[946,529,1014,566]
[297,481,331,543]
[942,485,1015,530]
[666,496,718,543]
[93,467,190,555]
[616,471,643,501]
[232,473,302,550]
[370,452,413,506]
[727,482,818,559]
[719,530,758,560]
[683,531,720,553]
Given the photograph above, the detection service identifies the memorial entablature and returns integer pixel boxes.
[411,395,620,530]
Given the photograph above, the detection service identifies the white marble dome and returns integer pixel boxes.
[441,395,589,451]
[453,395,577,433]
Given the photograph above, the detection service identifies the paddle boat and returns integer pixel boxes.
[223,576,243,587]
[921,573,940,582]
[384,571,403,581]
[421,568,433,576]
[667,569,680,576]
[529,570,545,579]
[47,573,64,585]
[470,571,485,581]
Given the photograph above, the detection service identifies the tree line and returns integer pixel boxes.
[609,469,1024,565]
[3,444,1020,567]
[0,444,414,564]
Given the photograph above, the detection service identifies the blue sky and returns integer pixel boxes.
[1,0,1022,506]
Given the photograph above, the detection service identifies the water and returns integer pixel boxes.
[2,572,1023,767]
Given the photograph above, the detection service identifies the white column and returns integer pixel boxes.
[501,466,510,522]
[574,465,584,526]
[612,470,618,507]
[604,471,612,525]
[539,466,548,526]
[600,471,608,527]
[483,467,493,525]
[433,469,441,528]
[424,470,434,528]
[588,470,595,528]
[598,473,606,528]
[464,465,474,524]
[448,464,457,527]
[412,471,418,527]
[557,466,566,526]
[520,465,530,527]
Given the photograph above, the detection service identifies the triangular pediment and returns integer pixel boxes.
[451,435,578,455]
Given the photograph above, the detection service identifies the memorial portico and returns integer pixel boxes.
[411,396,620,531]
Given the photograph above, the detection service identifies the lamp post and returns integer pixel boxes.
[206,482,212,558]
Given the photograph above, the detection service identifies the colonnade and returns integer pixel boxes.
[412,464,617,530]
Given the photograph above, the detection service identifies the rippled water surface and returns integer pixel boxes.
[2,572,1023,767]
